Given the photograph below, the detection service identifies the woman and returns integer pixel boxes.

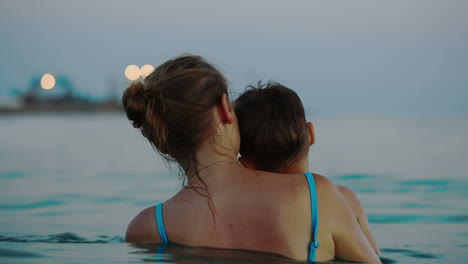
[123,55,380,263]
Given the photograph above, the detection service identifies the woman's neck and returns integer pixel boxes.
[283,156,310,174]
[183,140,239,178]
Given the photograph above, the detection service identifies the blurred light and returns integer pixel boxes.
[125,65,141,81]
[40,74,56,90]
[140,64,155,78]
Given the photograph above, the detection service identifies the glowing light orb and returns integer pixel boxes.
[140,64,155,78]
[125,65,141,80]
[40,74,56,90]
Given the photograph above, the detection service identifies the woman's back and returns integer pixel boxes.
[126,165,378,262]
[164,167,317,259]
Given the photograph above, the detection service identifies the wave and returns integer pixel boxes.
[0,248,46,258]
[0,232,123,244]
[382,248,439,259]
[368,214,468,224]
[0,200,65,210]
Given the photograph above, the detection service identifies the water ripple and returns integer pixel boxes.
[368,214,468,224]
[0,233,123,244]
[445,215,468,223]
[333,174,371,180]
[0,248,46,258]
[369,214,423,224]
[382,248,439,259]
[0,171,26,179]
[0,200,65,210]
[399,180,453,186]
[94,197,127,203]
[402,203,433,209]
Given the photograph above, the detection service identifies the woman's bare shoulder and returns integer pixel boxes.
[125,206,161,243]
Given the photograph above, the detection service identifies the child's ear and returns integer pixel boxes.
[217,93,233,124]
[307,122,315,146]
[238,156,255,169]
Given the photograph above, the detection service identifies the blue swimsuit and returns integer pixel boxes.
[155,172,320,262]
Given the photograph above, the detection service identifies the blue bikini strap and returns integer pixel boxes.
[155,202,168,244]
[304,172,320,262]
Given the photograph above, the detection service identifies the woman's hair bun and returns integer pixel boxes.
[122,81,147,128]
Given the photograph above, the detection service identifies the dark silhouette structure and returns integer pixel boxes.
[1,74,122,113]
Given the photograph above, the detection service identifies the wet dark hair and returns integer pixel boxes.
[122,55,230,186]
[234,82,309,173]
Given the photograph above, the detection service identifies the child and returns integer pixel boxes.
[234,82,381,254]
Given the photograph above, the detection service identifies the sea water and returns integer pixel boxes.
[0,113,467,263]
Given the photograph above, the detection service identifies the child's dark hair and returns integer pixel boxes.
[234,82,309,173]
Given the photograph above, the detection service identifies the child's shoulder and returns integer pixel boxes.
[311,174,362,212]
[312,173,339,192]
[310,173,351,205]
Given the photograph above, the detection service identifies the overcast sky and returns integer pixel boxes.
[1,0,467,114]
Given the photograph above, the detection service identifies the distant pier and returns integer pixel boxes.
[1,74,122,114]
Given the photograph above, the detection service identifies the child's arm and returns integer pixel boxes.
[329,185,381,264]
[337,185,381,254]
[314,174,381,264]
